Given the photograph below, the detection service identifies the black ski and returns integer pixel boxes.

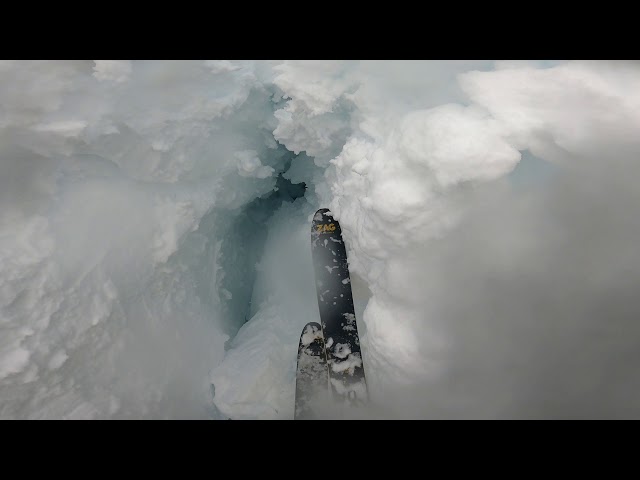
[311,208,368,408]
[294,322,328,419]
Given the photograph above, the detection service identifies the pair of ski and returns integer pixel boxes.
[294,209,368,420]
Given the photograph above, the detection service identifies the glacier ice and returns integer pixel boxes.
[3,60,640,419]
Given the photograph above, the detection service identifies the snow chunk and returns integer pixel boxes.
[398,104,521,188]
[331,352,362,374]
[343,313,355,323]
[152,198,197,264]
[0,346,30,380]
[334,343,351,359]
[33,120,87,137]
[235,150,275,179]
[47,350,68,370]
[342,313,356,331]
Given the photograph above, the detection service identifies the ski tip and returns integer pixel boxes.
[312,208,343,237]
[298,322,324,348]
[300,321,322,335]
[314,208,332,221]
[312,209,343,238]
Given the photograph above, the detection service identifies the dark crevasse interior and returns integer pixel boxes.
[220,155,307,329]
[187,147,307,343]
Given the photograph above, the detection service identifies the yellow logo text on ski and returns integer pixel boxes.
[316,223,336,233]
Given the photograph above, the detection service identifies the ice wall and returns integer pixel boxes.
[0,60,286,418]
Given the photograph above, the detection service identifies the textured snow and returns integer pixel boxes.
[333,343,352,359]
[331,352,362,374]
[2,60,640,418]
[235,150,275,179]
[47,349,68,370]
[0,60,278,418]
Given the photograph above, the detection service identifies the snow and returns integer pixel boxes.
[2,60,640,418]
[333,343,351,359]
[342,313,356,331]
[300,324,323,346]
[33,120,88,137]
[47,350,68,370]
[0,345,30,380]
[235,150,275,179]
[330,377,368,398]
[331,353,362,374]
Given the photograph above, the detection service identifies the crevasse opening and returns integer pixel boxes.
[215,150,307,332]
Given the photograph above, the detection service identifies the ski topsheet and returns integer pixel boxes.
[294,322,329,420]
[311,208,368,407]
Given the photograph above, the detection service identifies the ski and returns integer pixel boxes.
[311,208,368,409]
[294,322,329,419]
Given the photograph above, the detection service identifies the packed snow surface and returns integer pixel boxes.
[2,60,640,419]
